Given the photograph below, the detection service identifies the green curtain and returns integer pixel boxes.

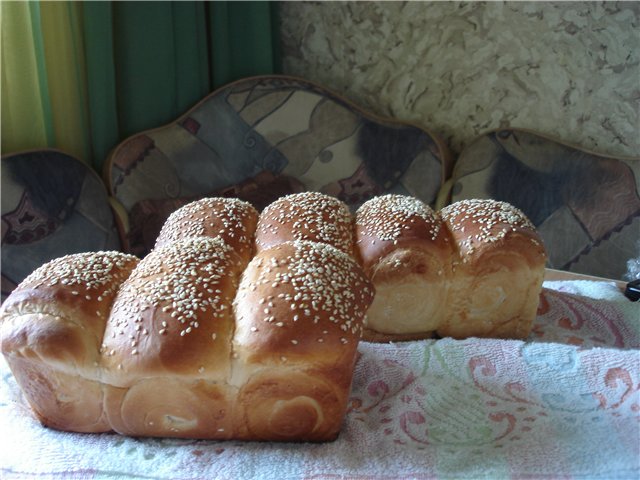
[1,1,280,171]
[1,1,89,160]
[209,1,280,88]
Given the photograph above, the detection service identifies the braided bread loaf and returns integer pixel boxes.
[356,195,546,342]
[0,194,373,441]
[0,192,546,440]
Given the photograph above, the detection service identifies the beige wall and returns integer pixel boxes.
[279,1,639,158]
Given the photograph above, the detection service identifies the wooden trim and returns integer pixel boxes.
[544,268,627,291]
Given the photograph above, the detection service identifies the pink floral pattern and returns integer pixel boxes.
[531,288,638,348]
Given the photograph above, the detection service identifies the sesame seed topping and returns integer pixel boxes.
[440,199,539,256]
[155,197,258,257]
[256,192,354,254]
[100,236,239,365]
[356,194,441,242]
[18,251,138,304]
[237,240,373,351]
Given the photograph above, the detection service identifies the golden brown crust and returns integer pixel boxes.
[440,198,546,267]
[0,194,547,440]
[0,196,372,441]
[435,199,546,339]
[356,194,451,277]
[101,236,247,439]
[7,358,111,432]
[234,369,346,442]
[0,251,138,432]
[1,191,372,441]
[0,251,138,372]
[355,195,453,339]
[231,241,372,441]
[233,241,373,368]
[155,197,258,265]
[255,192,355,257]
[102,237,244,385]
[104,379,235,439]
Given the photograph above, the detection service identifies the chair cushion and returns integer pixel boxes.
[448,128,640,280]
[2,150,121,301]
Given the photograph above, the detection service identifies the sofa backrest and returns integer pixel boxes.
[103,75,451,257]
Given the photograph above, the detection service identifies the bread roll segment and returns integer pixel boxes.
[232,240,373,440]
[102,236,243,438]
[102,236,243,384]
[355,195,453,341]
[0,251,139,432]
[155,197,259,264]
[255,191,355,257]
[438,199,546,339]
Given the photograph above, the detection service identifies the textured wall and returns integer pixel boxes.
[279,1,639,158]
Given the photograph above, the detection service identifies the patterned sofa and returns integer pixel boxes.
[2,76,638,301]
[103,76,451,257]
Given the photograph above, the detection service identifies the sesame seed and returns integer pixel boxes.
[154,197,258,259]
[256,192,354,254]
[440,199,539,256]
[356,194,440,243]
[237,240,373,352]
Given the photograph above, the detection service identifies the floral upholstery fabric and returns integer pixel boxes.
[1,150,121,301]
[104,76,449,257]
